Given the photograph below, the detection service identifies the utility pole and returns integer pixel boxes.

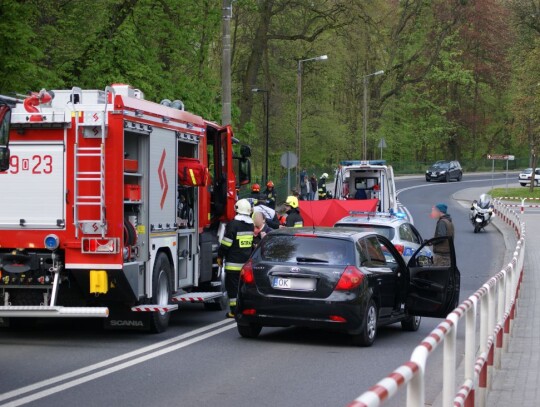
[221,0,232,125]
[362,70,384,160]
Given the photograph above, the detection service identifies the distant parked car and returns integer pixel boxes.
[334,212,431,263]
[426,160,463,182]
[235,228,460,347]
[518,168,540,187]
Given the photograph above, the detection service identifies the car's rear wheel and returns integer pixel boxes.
[351,299,377,347]
[520,183,526,187]
[401,315,421,331]
[237,323,262,338]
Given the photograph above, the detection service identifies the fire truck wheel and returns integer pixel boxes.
[149,253,172,333]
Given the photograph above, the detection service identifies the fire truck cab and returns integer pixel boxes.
[333,160,398,213]
[0,102,11,172]
[0,84,251,332]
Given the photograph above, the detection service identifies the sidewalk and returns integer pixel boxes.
[455,187,540,406]
[486,209,540,406]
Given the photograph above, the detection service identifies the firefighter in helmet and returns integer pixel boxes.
[318,173,329,200]
[283,196,304,228]
[263,180,277,209]
[250,183,262,201]
[217,198,254,318]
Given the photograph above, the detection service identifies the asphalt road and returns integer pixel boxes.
[0,174,513,407]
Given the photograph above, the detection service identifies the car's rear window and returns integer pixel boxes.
[259,235,354,265]
[334,224,395,240]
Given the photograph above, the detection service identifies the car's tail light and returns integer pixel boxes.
[394,244,404,254]
[240,260,255,284]
[242,308,257,315]
[329,315,347,323]
[335,265,365,291]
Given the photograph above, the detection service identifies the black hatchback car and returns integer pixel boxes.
[235,228,460,346]
[426,160,463,182]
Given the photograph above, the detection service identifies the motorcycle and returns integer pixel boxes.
[470,193,494,233]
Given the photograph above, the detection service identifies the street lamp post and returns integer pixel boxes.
[362,70,384,160]
[252,88,270,184]
[296,54,328,187]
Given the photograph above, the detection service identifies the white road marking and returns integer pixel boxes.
[395,176,511,224]
[0,319,235,405]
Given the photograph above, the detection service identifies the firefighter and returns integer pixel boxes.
[283,196,304,228]
[263,181,276,209]
[250,183,262,201]
[217,199,254,318]
[318,173,329,200]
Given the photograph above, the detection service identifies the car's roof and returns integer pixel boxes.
[269,227,374,240]
[335,215,406,227]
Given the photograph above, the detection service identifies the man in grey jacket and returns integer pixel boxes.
[431,203,454,266]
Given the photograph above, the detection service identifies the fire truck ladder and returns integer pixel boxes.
[72,86,115,238]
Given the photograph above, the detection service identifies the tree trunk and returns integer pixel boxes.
[237,1,273,131]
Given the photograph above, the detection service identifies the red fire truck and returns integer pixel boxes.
[0,84,251,332]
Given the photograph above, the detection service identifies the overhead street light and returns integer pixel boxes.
[296,54,328,187]
[362,70,384,160]
[252,88,270,184]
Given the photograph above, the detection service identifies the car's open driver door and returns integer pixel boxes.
[405,237,460,318]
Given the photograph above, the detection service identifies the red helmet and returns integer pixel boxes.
[251,183,260,192]
[266,181,274,188]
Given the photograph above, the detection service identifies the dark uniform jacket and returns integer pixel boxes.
[433,214,454,255]
[285,208,304,228]
[318,179,327,200]
[263,188,276,209]
[218,218,254,272]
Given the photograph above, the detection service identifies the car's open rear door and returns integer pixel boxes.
[405,237,460,318]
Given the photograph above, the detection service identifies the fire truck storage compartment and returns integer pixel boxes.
[124,130,148,265]
[177,232,194,286]
[0,142,65,228]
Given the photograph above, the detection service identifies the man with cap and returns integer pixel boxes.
[218,198,254,318]
[282,196,304,228]
[430,203,454,267]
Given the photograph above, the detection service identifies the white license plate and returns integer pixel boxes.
[272,277,316,291]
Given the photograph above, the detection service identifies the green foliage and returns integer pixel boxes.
[489,187,540,200]
[0,0,534,178]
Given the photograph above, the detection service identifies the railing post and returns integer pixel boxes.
[443,316,457,406]
[494,276,505,368]
[407,347,427,407]
[465,300,477,381]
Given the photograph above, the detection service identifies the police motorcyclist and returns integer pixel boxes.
[263,181,277,209]
[318,173,329,200]
[283,196,304,228]
[217,199,254,318]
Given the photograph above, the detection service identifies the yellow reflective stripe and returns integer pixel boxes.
[237,235,253,248]
[225,265,243,271]
[229,298,237,306]
[189,168,197,185]
[220,237,233,247]
[293,222,303,228]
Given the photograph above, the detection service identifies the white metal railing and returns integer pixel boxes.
[347,201,525,407]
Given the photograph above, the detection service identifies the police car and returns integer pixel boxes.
[334,212,432,263]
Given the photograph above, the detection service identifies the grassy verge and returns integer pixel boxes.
[489,187,540,200]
